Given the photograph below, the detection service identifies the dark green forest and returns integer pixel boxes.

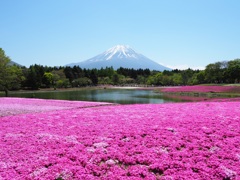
[1,48,240,96]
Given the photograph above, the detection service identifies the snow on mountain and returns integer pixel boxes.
[104,45,137,60]
[66,45,171,71]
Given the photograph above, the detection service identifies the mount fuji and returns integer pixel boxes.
[66,45,171,71]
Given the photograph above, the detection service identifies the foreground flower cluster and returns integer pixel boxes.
[0,98,240,179]
[161,85,240,93]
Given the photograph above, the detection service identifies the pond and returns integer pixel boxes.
[2,88,187,104]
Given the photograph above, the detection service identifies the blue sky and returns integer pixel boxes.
[1,0,240,69]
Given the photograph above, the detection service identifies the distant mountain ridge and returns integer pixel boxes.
[9,61,23,67]
[66,45,171,71]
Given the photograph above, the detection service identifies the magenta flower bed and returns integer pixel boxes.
[161,85,240,93]
[0,98,112,117]
[164,94,240,103]
[0,98,240,179]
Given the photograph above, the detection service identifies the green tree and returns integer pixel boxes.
[72,77,92,87]
[205,62,224,83]
[172,73,183,85]
[64,66,74,83]
[25,66,39,90]
[146,76,155,86]
[24,64,45,89]
[146,72,163,86]
[90,70,98,85]
[196,71,206,84]
[181,68,194,85]
[136,75,147,84]
[225,59,240,83]
[56,79,70,88]
[42,72,54,88]
[112,73,119,85]
[51,69,69,88]
[153,72,163,86]
[0,48,23,96]
[98,77,112,85]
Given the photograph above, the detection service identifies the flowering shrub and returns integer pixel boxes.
[0,98,240,179]
[160,85,240,93]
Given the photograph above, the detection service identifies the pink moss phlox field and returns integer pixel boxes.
[161,85,240,93]
[0,99,240,179]
[164,94,240,103]
[0,98,112,117]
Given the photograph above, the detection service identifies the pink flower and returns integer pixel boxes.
[0,98,240,179]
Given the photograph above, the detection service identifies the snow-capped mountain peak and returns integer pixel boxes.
[103,45,137,60]
[106,45,130,54]
[66,45,171,71]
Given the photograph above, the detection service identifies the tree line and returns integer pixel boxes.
[1,48,240,96]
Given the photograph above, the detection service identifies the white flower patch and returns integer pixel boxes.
[30,167,48,178]
[209,146,220,153]
[93,142,109,148]
[236,153,240,161]
[106,159,118,165]
[65,135,79,144]
[86,147,96,153]
[5,133,24,138]
[221,166,237,179]
[36,133,61,141]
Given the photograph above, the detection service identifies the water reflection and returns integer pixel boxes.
[5,89,186,104]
